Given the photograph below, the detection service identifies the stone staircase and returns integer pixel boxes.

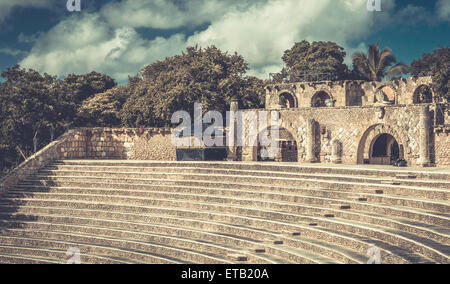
[0,160,448,264]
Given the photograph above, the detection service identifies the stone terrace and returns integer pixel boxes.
[0,160,448,264]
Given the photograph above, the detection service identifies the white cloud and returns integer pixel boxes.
[100,0,267,29]
[20,0,400,83]
[19,13,186,82]
[437,0,450,21]
[187,0,395,78]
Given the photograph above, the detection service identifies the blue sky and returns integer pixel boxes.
[0,0,449,84]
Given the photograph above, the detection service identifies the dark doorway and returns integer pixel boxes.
[370,133,399,165]
[312,91,331,107]
[280,92,296,108]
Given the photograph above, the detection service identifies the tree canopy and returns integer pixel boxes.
[120,46,264,127]
[274,40,351,82]
[0,66,117,174]
[410,47,450,102]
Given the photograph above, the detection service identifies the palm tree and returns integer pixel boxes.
[352,44,409,81]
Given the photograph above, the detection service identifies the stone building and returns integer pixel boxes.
[229,76,450,167]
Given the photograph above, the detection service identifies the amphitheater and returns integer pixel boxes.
[0,77,449,264]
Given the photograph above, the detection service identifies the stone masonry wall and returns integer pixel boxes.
[0,127,176,195]
[0,129,83,195]
[265,76,433,109]
[239,104,440,166]
[433,130,450,166]
[60,128,176,160]
[432,108,450,166]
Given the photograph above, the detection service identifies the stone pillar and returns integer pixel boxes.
[417,105,431,167]
[227,99,239,161]
[331,139,342,164]
[305,119,318,163]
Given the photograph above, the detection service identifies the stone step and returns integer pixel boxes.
[9,187,450,230]
[2,159,448,264]
[0,244,127,264]
[0,206,390,264]
[0,254,64,264]
[51,160,450,181]
[0,212,348,264]
[0,220,331,264]
[0,229,248,264]
[0,197,447,263]
[41,166,450,189]
[396,174,417,179]
[25,172,450,201]
[309,226,434,264]
[16,183,449,217]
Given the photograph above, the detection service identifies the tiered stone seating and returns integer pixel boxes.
[0,160,448,264]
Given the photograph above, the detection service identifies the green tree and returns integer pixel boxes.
[78,86,127,127]
[276,40,351,82]
[0,66,58,174]
[62,71,117,105]
[0,66,117,175]
[121,46,264,127]
[352,44,409,81]
[410,47,450,102]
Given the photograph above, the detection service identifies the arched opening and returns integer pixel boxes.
[311,91,331,107]
[280,92,297,108]
[413,85,433,104]
[374,86,396,104]
[257,127,298,162]
[369,133,400,165]
[356,124,407,165]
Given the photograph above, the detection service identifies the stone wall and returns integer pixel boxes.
[265,76,433,109]
[432,107,450,166]
[59,128,176,160]
[433,129,450,166]
[0,129,81,195]
[237,104,443,166]
[0,127,176,195]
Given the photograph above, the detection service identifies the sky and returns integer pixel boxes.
[0,0,449,85]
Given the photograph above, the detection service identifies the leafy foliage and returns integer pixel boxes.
[78,86,127,127]
[0,66,116,175]
[120,46,264,127]
[273,41,351,82]
[0,66,58,173]
[352,44,409,81]
[410,47,450,102]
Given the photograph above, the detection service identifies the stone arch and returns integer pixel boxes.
[356,123,409,165]
[375,85,396,104]
[250,122,300,162]
[413,84,433,104]
[311,90,333,107]
[279,91,298,108]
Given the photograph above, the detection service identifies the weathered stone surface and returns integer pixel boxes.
[0,127,176,195]
[238,77,449,167]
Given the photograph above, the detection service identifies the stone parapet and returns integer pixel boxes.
[0,127,176,194]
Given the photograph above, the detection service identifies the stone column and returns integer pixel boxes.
[417,105,431,167]
[305,119,318,163]
[227,99,239,161]
[331,139,342,164]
